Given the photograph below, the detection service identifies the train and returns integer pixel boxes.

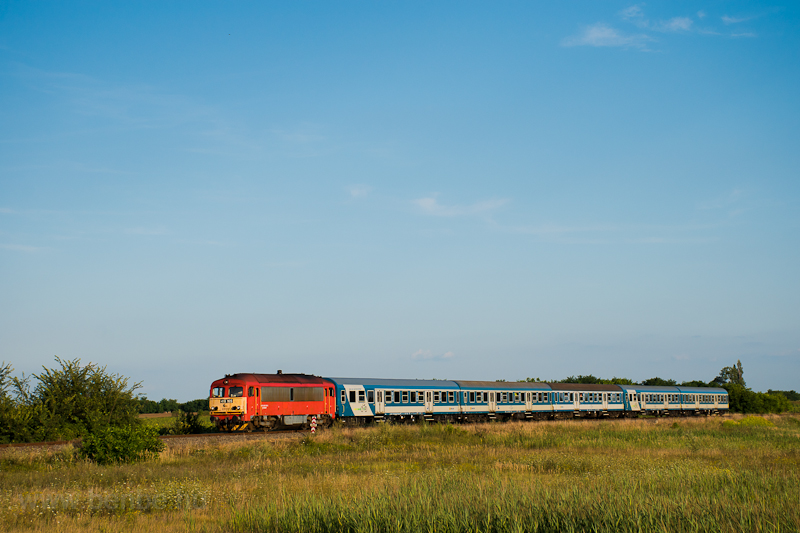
[208,371,729,431]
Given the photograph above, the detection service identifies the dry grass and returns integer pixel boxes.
[1,415,799,532]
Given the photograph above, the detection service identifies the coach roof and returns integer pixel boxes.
[547,383,622,392]
[455,381,550,390]
[327,377,460,388]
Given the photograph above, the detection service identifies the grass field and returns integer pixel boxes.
[1,414,799,532]
[139,413,215,433]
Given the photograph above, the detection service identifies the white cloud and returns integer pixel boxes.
[561,23,652,49]
[413,195,507,217]
[349,185,371,198]
[620,4,648,27]
[659,17,693,32]
[0,207,16,214]
[125,227,168,236]
[722,15,751,25]
[731,32,757,38]
[697,10,706,19]
[697,189,744,210]
[0,244,41,252]
[412,349,455,361]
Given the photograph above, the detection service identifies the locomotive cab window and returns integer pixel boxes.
[212,387,225,398]
[248,387,254,396]
[229,386,243,398]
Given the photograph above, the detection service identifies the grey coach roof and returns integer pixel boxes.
[548,383,622,392]
[455,381,550,389]
[327,377,459,388]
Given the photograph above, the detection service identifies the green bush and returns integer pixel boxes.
[723,416,774,428]
[78,424,164,465]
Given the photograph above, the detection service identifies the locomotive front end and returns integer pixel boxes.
[209,376,251,431]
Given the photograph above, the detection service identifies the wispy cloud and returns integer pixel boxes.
[349,185,372,198]
[561,23,652,49]
[413,195,508,217]
[620,4,648,28]
[697,189,744,211]
[568,5,758,51]
[124,227,168,236]
[412,349,455,361]
[0,207,17,214]
[0,244,42,252]
[658,17,693,32]
[722,15,752,25]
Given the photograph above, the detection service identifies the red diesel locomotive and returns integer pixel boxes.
[209,372,336,431]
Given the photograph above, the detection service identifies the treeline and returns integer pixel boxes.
[521,360,794,415]
[135,397,209,414]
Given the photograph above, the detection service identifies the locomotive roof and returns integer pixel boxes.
[455,380,550,390]
[547,383,622,392]
[220,373,328,385]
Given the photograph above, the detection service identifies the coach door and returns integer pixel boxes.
[489,392,497,413]
[376,390,385,415]
[573,392,580,411]
[602,392,608,411]
[525,392,533,412]
[425,391,434,414]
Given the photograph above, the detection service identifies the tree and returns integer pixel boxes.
[641,377,677,386]
[561,375,602,384]
[17,357,141,442]
[714,360,745,387]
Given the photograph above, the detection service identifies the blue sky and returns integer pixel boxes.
[1,1,798,401]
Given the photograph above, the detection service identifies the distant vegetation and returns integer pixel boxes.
[521,360,793,414]
[135,396,209,414]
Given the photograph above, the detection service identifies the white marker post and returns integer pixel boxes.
[311,415,317,434]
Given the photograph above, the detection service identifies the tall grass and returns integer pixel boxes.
[1,415,798,532]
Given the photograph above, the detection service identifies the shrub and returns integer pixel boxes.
[79,424,164,465]
[723,416,774,428]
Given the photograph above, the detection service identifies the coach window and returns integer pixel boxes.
[410,391,416,403]
[434,391,440,403]
[393,391,400,403]
[341,390,346,404]
[402,391,408,403]
[358,390,365,402]
[349,390,356,403]
[368,390,374,403]
[468,391,474,403]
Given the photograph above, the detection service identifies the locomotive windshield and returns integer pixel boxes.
[212,387,225,397]
[229,386,244,397]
